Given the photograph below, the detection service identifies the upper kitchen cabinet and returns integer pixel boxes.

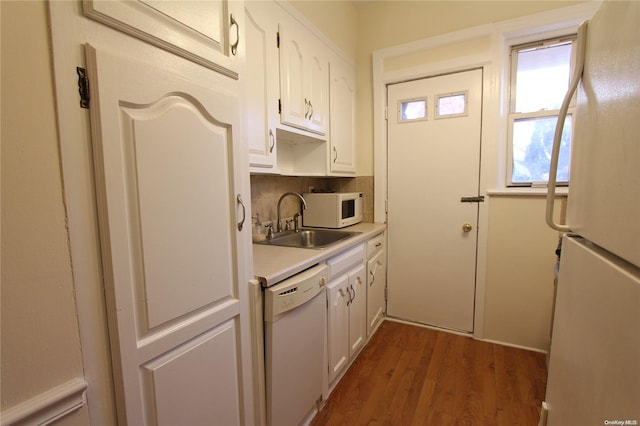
[245,1,280,172]
[244,0,355,176]
[329,57,357,175]
[278,18,330,136]
[82,0,243,79]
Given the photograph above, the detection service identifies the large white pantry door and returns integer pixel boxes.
[386,69,482,333]
[85,45,249,425]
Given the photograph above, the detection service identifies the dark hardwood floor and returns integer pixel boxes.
[312,320,547,426]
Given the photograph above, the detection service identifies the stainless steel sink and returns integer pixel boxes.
[254,229,360,249]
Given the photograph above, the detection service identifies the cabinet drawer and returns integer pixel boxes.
[327,244,365,280]
[366,233,385,259]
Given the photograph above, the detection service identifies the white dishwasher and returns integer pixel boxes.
[264,263,328,426]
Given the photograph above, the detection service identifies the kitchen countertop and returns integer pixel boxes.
[253,222,387,287]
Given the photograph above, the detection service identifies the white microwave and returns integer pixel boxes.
[302,192,363,228]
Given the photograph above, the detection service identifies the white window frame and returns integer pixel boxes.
[506,34,578,187]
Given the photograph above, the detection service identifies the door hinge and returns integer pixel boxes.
[384,286,388,301]
[384,106,388,120]
[278,99,281,114]
[76,67,90,109]
[276,31,280,48]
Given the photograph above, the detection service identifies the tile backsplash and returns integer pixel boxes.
[250,175,374,226]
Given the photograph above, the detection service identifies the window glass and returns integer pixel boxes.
[512,115,572,184]
[508,35,575,186]
[436,93,467,118]
[514,42,572,113]
[399,98,427,121]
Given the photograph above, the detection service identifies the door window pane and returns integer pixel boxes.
[436,92,467,118]
[398,98,427,122]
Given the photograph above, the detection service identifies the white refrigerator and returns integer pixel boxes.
[543,1,640,425]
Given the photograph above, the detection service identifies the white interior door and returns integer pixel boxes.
[85,44,249,425]
[386,69,483,332]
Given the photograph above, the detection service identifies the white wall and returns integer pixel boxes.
[1,1,89,424]
[354,0,587,175]
[484,196,563,350]
[287,0,357,63]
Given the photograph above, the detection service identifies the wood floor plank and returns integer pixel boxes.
[478,339,498,418]
[312,321,547,426]
[410,378,436,426]
[428,331,465,417]
[453,337,483,422]
[352,337,403,423]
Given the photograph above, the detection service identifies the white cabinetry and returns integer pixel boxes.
[366,233,386,336]
[83,0,242,79]
[80,45,251,425]
[50,2,255,424]
[327,274,349,382]
[245,1,279,172]
[243,0,357,176]
[326,244,366,384]
[347,264,366,357]
[278,18,329,136]
[329,57,357,175]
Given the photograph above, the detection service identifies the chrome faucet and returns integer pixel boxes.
[276,192,307,232]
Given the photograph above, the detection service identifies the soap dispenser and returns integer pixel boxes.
[252,213,266,242]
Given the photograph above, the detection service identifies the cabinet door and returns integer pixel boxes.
[245,1,279,171]
[348,264,367,358]
[278,20,328,136]
[306,38,329,135]
[327,275,350,384]
[367,249,386,336]
[329,57,356,174]
[83,0,242,79]
[279,21,307,130]
[85,45,251,425]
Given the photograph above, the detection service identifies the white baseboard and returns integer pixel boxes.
[385,317,474,338]
[1,377,87,426]
[479,337,548,354]
[385,317,547,354]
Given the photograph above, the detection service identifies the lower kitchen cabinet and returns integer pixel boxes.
[366,232,386,336]
[326,245,366,384]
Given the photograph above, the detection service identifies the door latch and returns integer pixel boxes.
[460,196,485,203]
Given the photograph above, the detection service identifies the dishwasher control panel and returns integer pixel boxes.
[264,263,328,321]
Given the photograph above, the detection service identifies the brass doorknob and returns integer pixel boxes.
[462,223,473,232]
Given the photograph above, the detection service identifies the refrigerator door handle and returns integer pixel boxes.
[546,20,589,232]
